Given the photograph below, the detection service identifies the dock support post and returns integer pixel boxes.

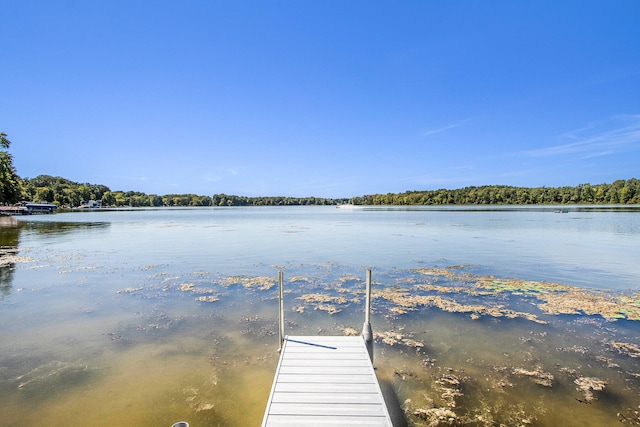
[362,269,374,363]
[278,270,285,352]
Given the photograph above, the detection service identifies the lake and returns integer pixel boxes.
[1,206,639,426]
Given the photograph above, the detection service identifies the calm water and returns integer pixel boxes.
[1,206,639,426]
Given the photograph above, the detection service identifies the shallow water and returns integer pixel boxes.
[0,207,639,426]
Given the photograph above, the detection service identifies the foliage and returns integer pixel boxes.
[20,176,349,207]
[16,175,640,208]
[349,180,640,205]
[0,133,22,205]
[21,175,110,207]
[210,194,341,207]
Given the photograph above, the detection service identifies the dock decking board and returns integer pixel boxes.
[262,336,393,427]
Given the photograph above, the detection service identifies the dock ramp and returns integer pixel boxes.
[262,271,393,426]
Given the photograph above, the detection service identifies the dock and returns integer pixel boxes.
[262,335,392,426]
[0,203,58,215]
[0,206,28,215]
[262,270,393,426]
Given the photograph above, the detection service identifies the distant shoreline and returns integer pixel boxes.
[19,175,640,208]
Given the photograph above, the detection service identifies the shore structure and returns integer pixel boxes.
[261,270,393,426]
[0,202,57,215]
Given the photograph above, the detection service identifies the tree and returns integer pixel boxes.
[0,132,22,204]
[0,132,11,149]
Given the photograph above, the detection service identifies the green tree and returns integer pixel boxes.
[0,133,22,204]
[102,191,116,206]
[35,186,54,203]
[0,132,11,149]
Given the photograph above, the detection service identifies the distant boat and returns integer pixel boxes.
[336,203,356,209]
[553,209,569,213]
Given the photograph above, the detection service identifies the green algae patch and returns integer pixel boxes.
[121,268,640,324]
[375,286,548,324]
[413,267,474,281]
[535,288,640,321]
[475,278,563,295]
[407,268,640,323]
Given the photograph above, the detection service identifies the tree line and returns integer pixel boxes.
[18,177,640,208]
[1,132,638,207]
[350,179,640,205]
[18,175,346,207]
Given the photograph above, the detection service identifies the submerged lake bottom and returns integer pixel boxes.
[1,261,639,427]
[0,207,639,426]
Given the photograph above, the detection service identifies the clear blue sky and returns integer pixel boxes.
[2,1,639,198]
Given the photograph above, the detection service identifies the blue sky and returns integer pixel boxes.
[2,1,639,198]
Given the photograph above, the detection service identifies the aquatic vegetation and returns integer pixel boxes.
[536,288,639,321]
[434,373,464,407]
[375,330,424,348]
[170,282,220,302]
[180,283,196,291]
[126,268,639,326]
[412,407,458,426]
[314,304,341,314]
[375,287,547,323]
[184,387,216,412]
[221,276,276,290]
[298,293,349,305]
[337,274,361,284]
[298,293,352,314]
[611,341,640,358]
[342,327,358,336]
[117,287,143,293]
[618,406,640,425]
[408,268,640,322]
[414,267,473,281]
[512,367,554,387]
[0,247,33,267]
[287,275,312,283]
[574,377,607,402]
[61,266,640,426]
[406,370,468,425]
[196,296,219,302]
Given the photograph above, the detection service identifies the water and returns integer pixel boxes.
[0,206,639,426]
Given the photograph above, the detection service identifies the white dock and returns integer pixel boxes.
[262,335,393,426]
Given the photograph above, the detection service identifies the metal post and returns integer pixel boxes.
[362,269,374,363]
[278,270,285,352]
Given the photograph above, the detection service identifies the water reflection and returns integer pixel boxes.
[0,217,22,298]
[19,219,110,237]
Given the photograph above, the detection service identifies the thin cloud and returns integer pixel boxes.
[422,120,469,137]
[525,115,640,158]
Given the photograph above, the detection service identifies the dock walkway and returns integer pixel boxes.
[261,335,392,426]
